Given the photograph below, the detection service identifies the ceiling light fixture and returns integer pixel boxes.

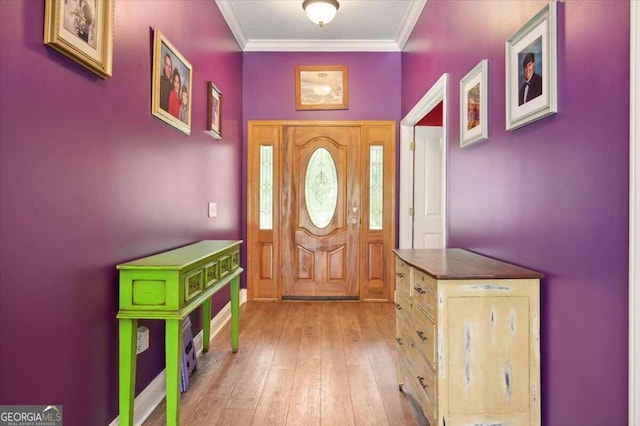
[302,0,340,27]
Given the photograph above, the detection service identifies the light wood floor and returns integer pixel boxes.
[143,301,428,425]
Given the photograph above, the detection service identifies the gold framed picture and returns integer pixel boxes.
[151,29,192,135]
[295,65,348,110]
[207,82,222,139]
[44,0,114,79]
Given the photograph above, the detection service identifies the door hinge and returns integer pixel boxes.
[409,208,415,216]
[410,141,416,151]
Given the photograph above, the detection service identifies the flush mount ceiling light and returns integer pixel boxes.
[302,0,340,27]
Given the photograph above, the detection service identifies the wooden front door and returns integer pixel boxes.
[247,120,396,302]
[281,126,360,298]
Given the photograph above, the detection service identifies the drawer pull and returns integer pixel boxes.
[395,303,402,310]
[416,330,428,341]
[396,272,405,278]
[396,337,403,346]
[417,376,429,389]
[414,286,425,295]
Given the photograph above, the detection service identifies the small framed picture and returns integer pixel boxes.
[207,82,222,139]
[151,29,192,135]
[505,1,558,130]
[460,60,488,147]
[43,0,114,78]
[295,65,348,110]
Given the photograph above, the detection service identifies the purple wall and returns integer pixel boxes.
[0,1,242,424]
[403,1,629,424]
[243,52,401,121]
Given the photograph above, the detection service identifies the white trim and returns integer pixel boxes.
[215,0,248,50]
[630,1,639,424]
[242,39,401,52]
[108,289,247,426]
[215,1,425,52]
[394,0,427,51]
[399,74,449,249]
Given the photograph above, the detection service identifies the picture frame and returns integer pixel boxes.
[43,0,114,78]
[207,82,222,139]
[295,65,348,110]
[151,29,192,135]
[460,59,489,147]
[505,1,558,130]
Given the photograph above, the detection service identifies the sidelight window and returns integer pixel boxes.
[370,146,383,230]
[259,145,273,230]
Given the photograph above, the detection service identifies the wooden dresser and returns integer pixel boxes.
[393,249,543,426]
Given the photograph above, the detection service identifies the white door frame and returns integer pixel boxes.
[399,73,449,249]
[629,2,639,424]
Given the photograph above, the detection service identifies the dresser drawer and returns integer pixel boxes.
[204,261,219,287]
[395,258,410,294]
[184,268,204,301]
[412,269,437,320]
[406,306,437,369]
[400,350,437,423]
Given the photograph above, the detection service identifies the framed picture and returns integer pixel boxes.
[207,82,222,139]
[43,0,114,78]
[460,60,488,147]
[505,1,558,130]
[151,29,192,135]
[295,65,348,110]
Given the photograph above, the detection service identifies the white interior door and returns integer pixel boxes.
[399,74,448,250]
[413,126,445,249]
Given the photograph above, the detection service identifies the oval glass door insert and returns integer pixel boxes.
[305,147,338,228]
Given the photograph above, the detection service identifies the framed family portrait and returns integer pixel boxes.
[151,29,192,135]
[460,59,488,147]
[44,0,114,78]
[295,65,348,110]
[505,1,558,130]
[207,82,222,139]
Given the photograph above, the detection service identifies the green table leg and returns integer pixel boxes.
[230,275,239,352]
[165,318,183,426]
[202,298,211,352]
[118,318,137,426]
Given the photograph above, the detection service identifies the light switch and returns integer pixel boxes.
[208,202,217,218]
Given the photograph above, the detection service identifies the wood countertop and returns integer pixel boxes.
[393,248,544,280]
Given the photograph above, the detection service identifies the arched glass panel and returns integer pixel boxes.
[305,148,338,229]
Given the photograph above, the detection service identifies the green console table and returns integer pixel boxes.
[116,240,243,426]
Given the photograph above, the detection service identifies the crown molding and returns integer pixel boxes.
[243,39,401,52]
[215,0,248,50]
[216,0,425,52]
[396,0,427,50]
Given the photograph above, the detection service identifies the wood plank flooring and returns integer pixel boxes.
[143,302,428,425]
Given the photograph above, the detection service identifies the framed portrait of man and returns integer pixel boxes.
[505,1,558,130]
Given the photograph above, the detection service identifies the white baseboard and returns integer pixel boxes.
[109,288,247,426]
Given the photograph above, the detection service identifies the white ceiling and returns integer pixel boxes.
[215,0,426,52]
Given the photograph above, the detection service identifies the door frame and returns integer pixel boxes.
[247,120,396,302]
[629,2,639,423]
[399,73,449,249]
